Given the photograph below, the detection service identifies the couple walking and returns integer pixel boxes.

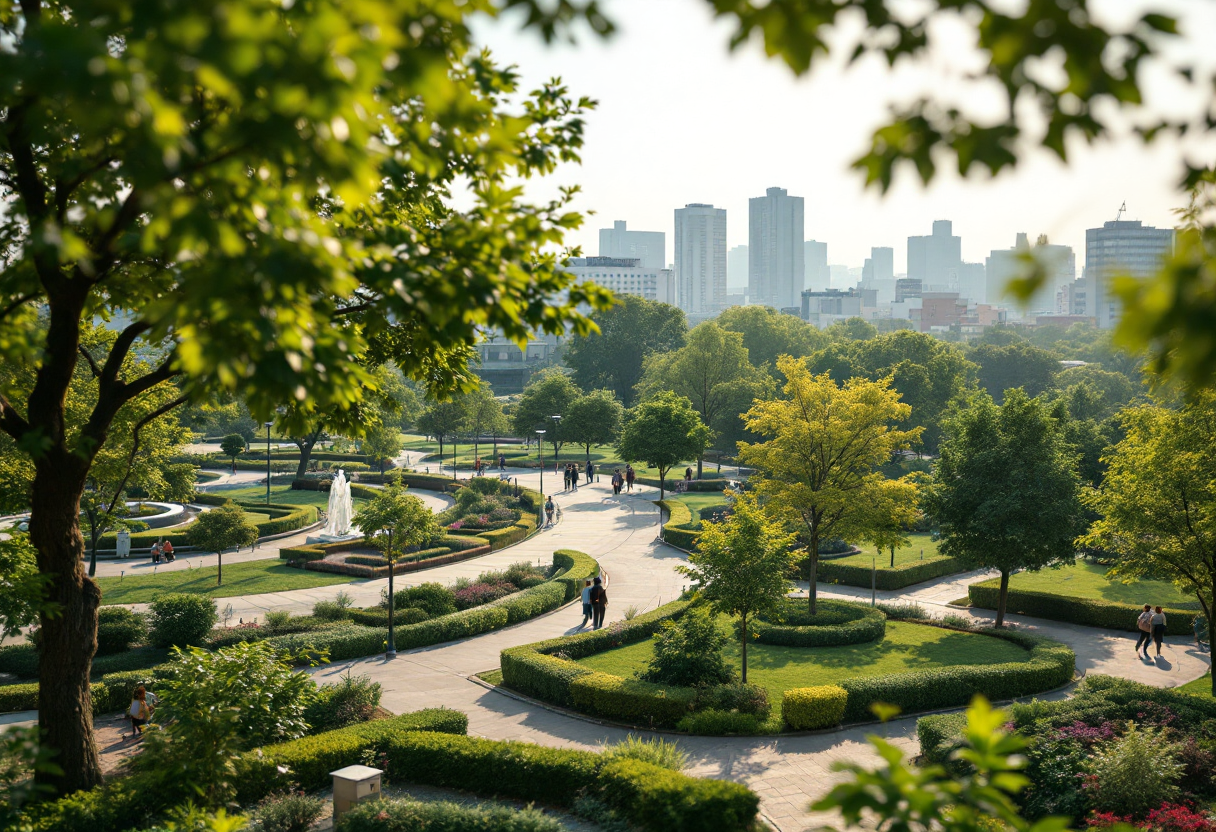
[1135,605,1168,658]
[610,465,635,495]
[579,577,608,630]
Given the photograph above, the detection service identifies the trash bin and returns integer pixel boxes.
[330,764,382,824]
[116,530,131,559]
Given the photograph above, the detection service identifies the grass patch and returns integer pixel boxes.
[97,559,355,605]
[575,617,1030,708]
[401,437,698,478]
[676,491,729,516]
[828,533,945,567]
[1000,560,1198,609]
[479,669,504,686]
[949,598,971,607]
[1177,673,1213,699]
[201,484,366,510]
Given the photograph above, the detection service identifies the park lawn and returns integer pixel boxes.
[676,491,730,518]
[97,559,355,605]
[201,484,365,510]
[1177,673,1213,699]
[1003,560,1198,609]
[575,618,1030,708]
[828,533,947,567]
[401,437,701,479]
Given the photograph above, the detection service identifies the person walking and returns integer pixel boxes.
[612,468,622,495]
[498,452,506,471]
[586,460,595,484]
[1135,604,1153,656]
[589,576,608,630]
[684,466,693,482]
[562,464,570,492]
[127,686,151,739]
[625,465,635,492]
[544,495,555,527]
[570,463,579,491]
[1151,605,1167,657]
[579,579,593,628]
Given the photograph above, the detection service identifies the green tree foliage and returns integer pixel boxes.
[969,342,1061,403]
[138,642,316,807]
[564,296,687,406]
[638,606,734,688]
[510,369,581,460]
[186,502,259,586]
[1053,365,1138,419]
[616,392,711,499]
[220,434,246,473]
[637,321,767,475]
[740,356,921,612]
[0,535,46,645]
[416,398,468,461]
[926,389,1083,627]
[681,493,793,683]
[860,477,920,568]
[1080,392,1216,694]
[179,398,258,442]
[361,423,404,475]
[460,383,509,462]
[716,305,827,367]
[353,484,439,655]
[0,0,609,792]
[562,389,624,460]
[826,318,878,342]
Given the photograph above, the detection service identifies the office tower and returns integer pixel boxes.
[565,257,675,305]
[861,247,894,283]
[1086,218,1174,328]
[748,187,805,309]
[986,233,1076,318]
[907,220,963,290]
[804,240,828,291]
[828,264,850,290]
[674,203,728,315]
[958,262,987,305]
[598,220,665,270]
[727,244,749,294]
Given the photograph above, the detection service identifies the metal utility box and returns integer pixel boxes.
[116,531,131,559]
[330,765,382,823]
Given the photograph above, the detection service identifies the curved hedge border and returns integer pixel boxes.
[96,497,317,549]
[658,500,702,551]
[817,555,965,591]
[500,604,1075,734]
[967,580,1196,635]
[637,476,729,493]
[751,600,886,647]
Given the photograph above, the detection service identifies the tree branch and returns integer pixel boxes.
[98,321,152,388]
[100,394,189,524]
[0,392,31,441]
[0,292,38,325]
[77,345,101,379]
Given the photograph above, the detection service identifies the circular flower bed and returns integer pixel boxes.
[748,599,886,647]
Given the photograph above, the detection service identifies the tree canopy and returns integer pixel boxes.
[510,369,581,459]
[716,305,827,368]
[562,389,624,459]
[617,392,711,500]
[186,502,259,585]
[564,296,687,406]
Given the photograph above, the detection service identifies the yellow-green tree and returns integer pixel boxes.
[740,356,921,612]
[861,477,920,569]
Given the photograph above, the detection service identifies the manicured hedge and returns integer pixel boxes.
[360,471,466,491]
[967,580,1196,635]
[782,685,849,730]
[479,511,538,550]
[100,498,318,550]
[0,681,111,715]
[338,799,562,832]
[751,599,886,647]
[600,757,760,832]
[837,628,1075,723]
[817,555,965,591]
[570,672,697,728]
[658,500,701,551]
[0,644,171,681]
[916,711,969,765]
[637,476,729,493]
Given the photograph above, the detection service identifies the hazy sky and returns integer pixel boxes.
[473,0,1216,276]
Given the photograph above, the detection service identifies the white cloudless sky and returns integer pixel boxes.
[471,0,1216,276]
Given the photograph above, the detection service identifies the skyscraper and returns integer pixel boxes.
[748,187,805,310]
[804,240,828,291]
[674,204,727,315]
[861,247,894,283]
[598,220,665,270]
[727,244,749,294]
[1085,218,1174,328]
[985,233,1075,318]
[907,220,962,290]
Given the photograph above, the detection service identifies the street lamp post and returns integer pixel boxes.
[264,421,273,504]
[549,415,561,464]
[535,429,546,496]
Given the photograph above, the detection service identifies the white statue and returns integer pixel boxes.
[322,469,354,537]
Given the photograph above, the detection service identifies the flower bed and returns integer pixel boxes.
[281,533,492,577]
[967,581,1196,635]
[750,599,886,647]
[440,478,542,551]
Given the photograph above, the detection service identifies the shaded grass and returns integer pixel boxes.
[575,617,1030,708]
[97,559,354,605]
[827,533,946,567]
[1001,560,1197,608]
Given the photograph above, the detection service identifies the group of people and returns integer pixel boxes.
[579,577,608,629]
[561,462,593,491]
[149,538,174,563]
[470,454,509,477]
[610,465,636,495]
[1135,605,1169,658]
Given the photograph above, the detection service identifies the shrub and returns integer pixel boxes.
[344,554,387,567]
[916,712,968,765]
[968,581,1195,635]
[312,601,348,621]
[876,601,930,620]
[0,644,39,678]
[598,757,760,832]
[303,673,382,734]
[453,580,515,610]
[91,646,172,677]
[1090,723,1183,817]
[346,608,388,627]
[336,798,563,832]
[501,561,548,589]
[147,594,218,648]
[817,555,965,590]
[96,607,146,654]
[392,582,456,617]
[750,599,885,647]
[264,610,292,628]
[246,793,324,832]
[692,683,770,719]
[676,709,762,735]
[601,735,689,771]
[638,606,734,688]
[658,500,701,551]
[570,672,697,728]
[782,686,848,731]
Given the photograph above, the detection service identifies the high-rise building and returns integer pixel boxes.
[804,240,828,291]
[598,220,665,270]
[985,233,1076,318]
[727,244,749,294]
[748,187,805,310]
[674,203,728,315]
[828,264,851,290]
[907,220,962,290]
[1085,219,1175,328]
[958,262,987,305]
[861,247,894,283]
[565,257,675,305]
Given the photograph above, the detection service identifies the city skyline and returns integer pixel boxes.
[472,0,1215,274]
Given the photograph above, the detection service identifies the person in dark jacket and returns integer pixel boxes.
[589,576,608,630]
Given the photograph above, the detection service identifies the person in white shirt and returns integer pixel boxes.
[579,580,593,628]
[1136,604,1153,657]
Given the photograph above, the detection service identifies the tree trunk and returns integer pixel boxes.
[232,456,236,474]
[890,545,895,569]
[87,513,99,578]
[996,569,1010,627]
[658,466,666,501]
[437,437,444,459]
[808,528,819,615]
[696,455,703,479]
[552,439,559,462]
[740,612,748,683]
[31,464,103,796]
[217,550,223,585]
